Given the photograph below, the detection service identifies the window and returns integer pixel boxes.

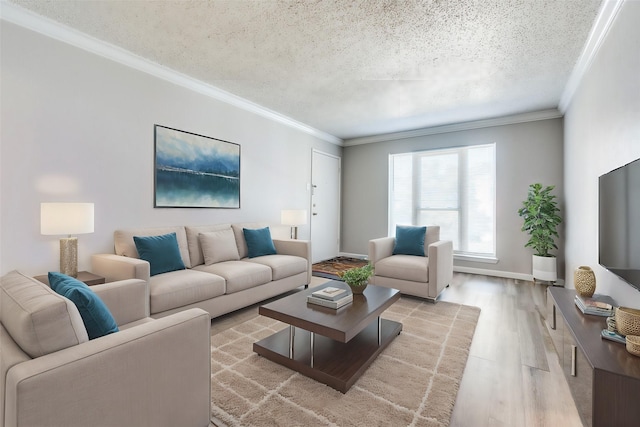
[389,144,496,258]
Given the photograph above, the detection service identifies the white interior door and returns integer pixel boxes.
[311,150,341,263]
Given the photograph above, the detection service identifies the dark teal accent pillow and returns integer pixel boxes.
[48,272,119,340]
[393,225,427,256]
[133,232,185,276]
[243,227,277,258]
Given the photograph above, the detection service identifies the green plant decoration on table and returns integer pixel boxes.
[339,263,374,294]
[517,183,562,257]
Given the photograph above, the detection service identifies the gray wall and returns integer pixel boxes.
[564,0,640,305]
[0,22,341,276]
[341,118,564,279]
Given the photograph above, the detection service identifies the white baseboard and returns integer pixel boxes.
[338,252,368,260]
[454,265,532,281]
[335,253,563,284]
[454,265,565,286]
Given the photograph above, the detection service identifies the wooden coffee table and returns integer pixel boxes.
[253,281,401,393]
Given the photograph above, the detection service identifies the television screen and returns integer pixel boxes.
[599,157,640,291]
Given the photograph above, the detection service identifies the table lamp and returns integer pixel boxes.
[41,202,94,277]
[281,209,307,239]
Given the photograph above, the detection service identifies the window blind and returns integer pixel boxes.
[389,143,496,257]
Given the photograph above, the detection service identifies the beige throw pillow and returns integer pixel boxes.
[199,230,240,265]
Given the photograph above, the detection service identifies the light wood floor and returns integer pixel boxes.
[210,273,584,427]
[440,273,583,427]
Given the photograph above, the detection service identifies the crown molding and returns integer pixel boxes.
[558,0,625,112]
[0,1,343,146]
[343,109,563,146]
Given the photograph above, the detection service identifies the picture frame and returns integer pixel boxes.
[154,125,240,208]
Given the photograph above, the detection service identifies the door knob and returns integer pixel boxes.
[312,213,318,216]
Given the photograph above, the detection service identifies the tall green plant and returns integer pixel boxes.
[517,183,562,257]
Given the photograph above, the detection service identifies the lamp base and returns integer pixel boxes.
[290,226,299,240]
[60,237,78,277]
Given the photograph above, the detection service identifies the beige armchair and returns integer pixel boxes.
[1,270,212,427]
[368,226,453,302]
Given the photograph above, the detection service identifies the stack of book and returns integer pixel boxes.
[574,293,615,317]
[307,286,352,309]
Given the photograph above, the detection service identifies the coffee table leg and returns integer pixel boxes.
[289,325,295,358]
[378,316,381,346]
[310,332,315,368]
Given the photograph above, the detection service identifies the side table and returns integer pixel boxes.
[547,286,640,426]
[34,271,106,286]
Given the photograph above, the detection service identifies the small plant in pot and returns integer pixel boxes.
[517,183,562,282]
[339,263,374,294]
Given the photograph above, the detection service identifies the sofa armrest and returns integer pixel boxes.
[91,253,150,283]
[273,238,310,259]
[91,279,150,324]
[273,239,312,283]
[427,240,454,298]
[368,237,395,264]
[5,308,211,427]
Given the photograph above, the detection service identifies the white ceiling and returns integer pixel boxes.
[4,0,604,142]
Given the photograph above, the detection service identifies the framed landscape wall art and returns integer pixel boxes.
[154,125,240,208]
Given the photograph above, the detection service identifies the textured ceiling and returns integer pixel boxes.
[7,0,603,140]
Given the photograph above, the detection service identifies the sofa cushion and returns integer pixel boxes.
[48,272,119,340]
[194,261,272,294]
[245,255,308,281]
[0,270,88,358]
[393,225,427,256]
[149,269,226,314]
[199,229,240,265]
[243,227,277,258]
[185,224,232,267]
[231,222,268,259]
[114,226,192,268]
[134,233,186,276]
[375,255,429,283]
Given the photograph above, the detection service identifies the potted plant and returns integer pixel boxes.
[517,183,562,282]
[339,263,374,294]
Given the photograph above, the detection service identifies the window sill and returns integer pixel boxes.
[454,254,499,264]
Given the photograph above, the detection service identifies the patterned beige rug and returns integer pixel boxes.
[210,298,481,427]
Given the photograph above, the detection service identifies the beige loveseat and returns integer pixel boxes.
[0,270,211,427]
[368,226,453,302]
[91,222,311,319]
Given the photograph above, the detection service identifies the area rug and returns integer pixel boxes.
[312,256,369,280]
[210,298,481,427]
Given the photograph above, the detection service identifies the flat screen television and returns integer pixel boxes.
[599,157,640,292]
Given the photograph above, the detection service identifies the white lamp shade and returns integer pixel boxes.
[41,203,94,235]
[281,209,308,226]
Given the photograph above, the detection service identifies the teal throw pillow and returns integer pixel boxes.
[48,272,119,340]
[393,225,427,256]
[133,232,185,276]
[243,227,277,258]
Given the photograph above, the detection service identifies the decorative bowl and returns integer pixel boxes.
[615,307,640,336]
[625,335,640,357]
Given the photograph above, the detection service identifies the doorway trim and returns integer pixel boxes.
[310,149,342,263]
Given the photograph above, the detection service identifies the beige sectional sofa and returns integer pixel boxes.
[0,270,211,427]
[91,222,311,319]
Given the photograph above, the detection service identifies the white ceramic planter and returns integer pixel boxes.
[532,255,557,282]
